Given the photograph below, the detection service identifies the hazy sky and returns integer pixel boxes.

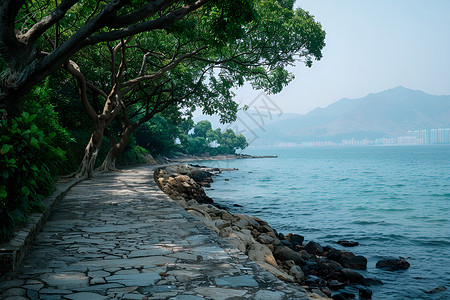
[232,0,450,115]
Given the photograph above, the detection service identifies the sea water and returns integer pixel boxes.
[196,146,450,299]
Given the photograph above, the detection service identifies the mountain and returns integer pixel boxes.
[247,87,450,145]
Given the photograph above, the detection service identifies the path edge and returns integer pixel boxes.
[0,177,82,274]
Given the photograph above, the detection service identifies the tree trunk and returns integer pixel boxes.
[72,127,104,178]
[99,125,133,171]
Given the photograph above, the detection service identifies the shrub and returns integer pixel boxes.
[0,111,66,240]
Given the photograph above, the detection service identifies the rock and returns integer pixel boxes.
[311,289,329,299]
[289,265,305,284]
[273,246,304,265]
[326,248,342,261]
[338,252,367,270]
[305,275,322,286]
[256,262,294,282]
[332,294,346,300]
[340,291,356,298]
[225,237,246,253]
[300,250,316,261]
[219,227,233,238]
[235,214,261,230]
[321,287,332,298]
[257,233,276,245]
[285,233,304,247]
[358,287,373,299]
[362,277,383,286]
[280,239,296,250]
[318,259,342,273]
[247,242,278,268]
[376,258,410,271]
[337,240,359,247]
[328,279,345,290]
[340,268,364,283]
[425,286,447,294]
[213,219,231,230]
[304,241,324,255]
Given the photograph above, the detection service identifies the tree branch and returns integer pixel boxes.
[85,0,211,46]
[19,0,79,45]
[64,60,97,122]
[121,46,207,90]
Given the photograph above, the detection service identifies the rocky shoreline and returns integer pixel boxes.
[149,153,278,164]
[154,164,411,300]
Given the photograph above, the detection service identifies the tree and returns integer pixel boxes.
[0,0,217,120]
[193,120,213,138]
[98,0,325,168]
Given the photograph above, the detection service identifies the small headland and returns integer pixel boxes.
[154,163,411,300]
[151,153,277,164]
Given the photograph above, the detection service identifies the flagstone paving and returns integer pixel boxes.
[0,165,310,299]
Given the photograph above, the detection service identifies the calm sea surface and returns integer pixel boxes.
[195,146,450,299]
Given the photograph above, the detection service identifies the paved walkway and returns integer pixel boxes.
[0,166,310,300]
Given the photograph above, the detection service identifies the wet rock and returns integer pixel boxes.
[280,239,296,250]
[318,258,342,273]
[340,291,356,298]
[340,268,364,283]
[289,265,305,284]
[328,279,345,290]
[338,252,367,270]
[332,294,346,300]
[304,241,324,256]
[300,250,316,261]
[285,233,304,247]
[362,277,383,286]
[425,286,447,294]
[337,240,359,247]
[321,287,332,298]
[326,248,342,261]
[305,275,322,286]
[358,286,373,299]
[273,246,304,265]
[304,261,320,271]
[376,258,410,271]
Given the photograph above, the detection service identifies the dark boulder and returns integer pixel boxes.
[328,279,345,290]
[326,247,343,261]
[338,252,367,270]
[273,246,304,265]
[340,291,356,298]
[376,258,410,271]
[305,275,322,286]
[358,287,373,299]
[280,239,296,250]
[304,241,324,255]
[340,268,364,283]
[338,240,359,247]
[285,233,304,247]
[332,294,347,300]
[425,286,447,294]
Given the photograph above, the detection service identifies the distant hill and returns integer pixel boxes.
[245,87,450,145]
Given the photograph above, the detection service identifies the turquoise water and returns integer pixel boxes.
[196,146,450,299]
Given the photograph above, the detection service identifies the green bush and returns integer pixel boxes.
[0,111,66,240]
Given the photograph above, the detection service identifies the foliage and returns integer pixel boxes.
[181,121,249,155]
[0,111,66,240]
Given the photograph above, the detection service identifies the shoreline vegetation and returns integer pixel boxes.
[153,160,412,300]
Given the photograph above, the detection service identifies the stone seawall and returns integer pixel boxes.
[155,164,387,300]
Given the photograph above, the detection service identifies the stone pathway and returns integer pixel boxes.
[0,166,311,300]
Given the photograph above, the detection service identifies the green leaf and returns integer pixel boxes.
[0,185,6,198]
[30,137,40,149]
[1,144,12,155]
[21,186,30,197]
